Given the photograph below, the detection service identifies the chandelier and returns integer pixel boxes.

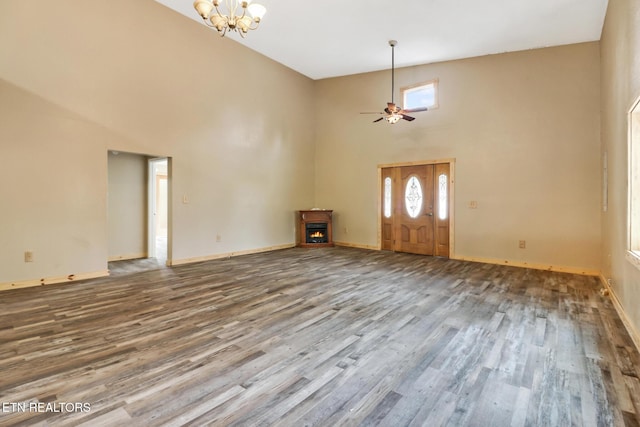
[193,0,266,38]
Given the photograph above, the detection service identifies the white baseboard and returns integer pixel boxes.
[450,254,599,276]
[334,241,380,250]
[108,252,147,262]
[170,243,296,266]
[0,270,110,292]
[599,274,640,355]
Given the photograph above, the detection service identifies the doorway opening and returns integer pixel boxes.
[379,160,454,257]
[107,151,171,275]
[148,158,168,263]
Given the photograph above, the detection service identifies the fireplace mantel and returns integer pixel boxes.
[297,210,334,248]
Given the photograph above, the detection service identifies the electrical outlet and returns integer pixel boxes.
[344,227,348,234]
[24,251,34,262]
[216,234,221,242]
[182,194,189,204]
[469,201,478,209]
[518,240,526,249]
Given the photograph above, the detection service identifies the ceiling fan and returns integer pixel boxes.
[360,40,428,124]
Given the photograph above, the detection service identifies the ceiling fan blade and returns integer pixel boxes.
[384,108,392,114]
[360,112,384,115]
[373,117,384,123]
[402,107,429,113]
[401,115,416,121]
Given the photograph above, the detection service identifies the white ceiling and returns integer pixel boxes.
[154,0,608,80]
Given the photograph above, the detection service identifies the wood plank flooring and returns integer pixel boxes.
[1,247,639,426]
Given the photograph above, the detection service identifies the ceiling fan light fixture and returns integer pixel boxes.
[387,114,402,124]
[194,0,266,38]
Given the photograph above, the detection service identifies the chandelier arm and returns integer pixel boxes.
[226,0,234,18]
[237,1,247,21]
[246,20,260,31]
[226,0,241,21]
[213,4,226,20]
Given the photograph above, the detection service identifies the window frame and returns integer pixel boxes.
[627,93,640,270]
[401,79,439,111]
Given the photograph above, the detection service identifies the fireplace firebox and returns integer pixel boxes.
[306,223,328,244]
[297,210,333,247]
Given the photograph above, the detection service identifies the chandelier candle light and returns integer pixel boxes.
[193,0,266,38]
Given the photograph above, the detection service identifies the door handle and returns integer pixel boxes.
[426,212,433,216]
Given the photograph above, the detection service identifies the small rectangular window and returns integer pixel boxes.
[402,79,438,111]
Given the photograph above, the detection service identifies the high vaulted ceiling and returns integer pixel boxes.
[156,0,608,80]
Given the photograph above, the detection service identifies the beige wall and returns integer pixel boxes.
[0,0,315,284]
[0,81,111,283]
[0,0,605,286]
[600,0,640,337]
[108,152,148,261]
[315,43,601,273]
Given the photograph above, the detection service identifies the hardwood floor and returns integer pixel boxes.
[1,247,639,426]
[107,235,168,276]
[107,256,167,276]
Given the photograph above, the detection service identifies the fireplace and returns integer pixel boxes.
[306,223,328,244]
[297,210,333,247]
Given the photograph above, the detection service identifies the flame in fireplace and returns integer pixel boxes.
[310,231,324,238]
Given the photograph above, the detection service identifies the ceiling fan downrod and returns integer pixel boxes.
[389,40,397,105]
[359,39,424,124]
